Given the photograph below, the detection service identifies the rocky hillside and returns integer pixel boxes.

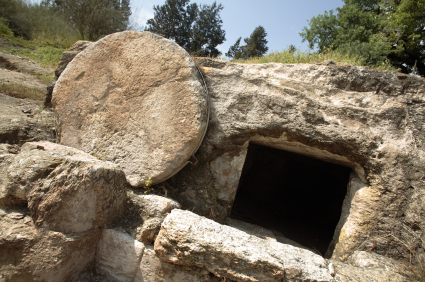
[0,31,424,282]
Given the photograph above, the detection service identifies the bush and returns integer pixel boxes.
[0,0,79,41]
[0,17,13,37]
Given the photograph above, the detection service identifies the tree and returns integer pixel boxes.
[300,0,425,76]
[0,0,35,38]
[188,2,225,57]
[225,37,241,58]
[226,25,268,59]
[145,0,196,50]
[375,0,425,75]
[145,0,225,57]
[54,0,131,41]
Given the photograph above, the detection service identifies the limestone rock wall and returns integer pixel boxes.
[165,58,425,263]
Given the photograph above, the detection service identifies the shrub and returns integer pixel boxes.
[0,17,13,37]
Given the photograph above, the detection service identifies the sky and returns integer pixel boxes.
[131,0,345,55]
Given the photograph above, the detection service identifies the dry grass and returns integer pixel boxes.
[228,48,399,73]
[0,83,45,101]
[35,72,54,84]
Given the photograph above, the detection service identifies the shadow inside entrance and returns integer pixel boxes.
[230,143,351,255]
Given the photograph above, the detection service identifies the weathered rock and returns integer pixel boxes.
[96,229,145,282]
[155,209,332,282]
[52,31,208,187]
[129,192,181,243]
[331,260,408,282]
[0,68,47,91]
[135,245,223,282]
[0,207,101,282]
[44,40,92,108]
[225,218,310,252]
[0,93,56,144]
[163,58,425,264]
[345,251,416,280]
[0,141,127,233]
[225,218,276,241]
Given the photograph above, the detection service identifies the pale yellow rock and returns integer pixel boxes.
[52,31,208,187]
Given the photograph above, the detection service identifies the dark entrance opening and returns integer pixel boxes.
[230,143,351,255]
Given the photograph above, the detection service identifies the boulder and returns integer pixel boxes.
[0,207,101,282]
[135,245,223,282]
[163,58,425,264]
[44,40,92,108]
[52,31,208,187]
[154,209,332,282]
[129,192,180,243]
[96,229,145,282]
[0,141,127,233]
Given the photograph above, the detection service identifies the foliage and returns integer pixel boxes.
[143,177,154,194]
[225,37,241,59]
[0,0,79,40]
[146,0,225,57]
[300,0,425,76]
[232,46,398,73]
[53,0,131,41]
[226,26,268,59]
[373,0,425,75]
[189,2,225,57]
[0,83,45,101]
[0,17,13,37]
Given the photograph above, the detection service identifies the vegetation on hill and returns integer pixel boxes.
[0,0,422,77]
[53,0,131,41]
[0,0,131,42]
[0,21,68,68]
[232,46,399,73]
[145,0,226,57]
[300,0,425,76]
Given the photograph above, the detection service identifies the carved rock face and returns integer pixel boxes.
[166,58,425,264]
[52,31,208,187]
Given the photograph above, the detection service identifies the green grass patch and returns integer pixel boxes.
[30,46,66,68]
[1,36,69,68]
[0,83,45,101]
[232,47,399,73]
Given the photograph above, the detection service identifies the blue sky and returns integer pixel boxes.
[131,0,345,55]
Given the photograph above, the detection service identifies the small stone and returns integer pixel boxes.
[7,212,24,220]
[21,106,32,114]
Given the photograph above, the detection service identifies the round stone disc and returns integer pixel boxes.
[52,31,208,187]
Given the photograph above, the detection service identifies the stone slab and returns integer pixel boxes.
[52,31,208,187]
[155,209,332,282]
